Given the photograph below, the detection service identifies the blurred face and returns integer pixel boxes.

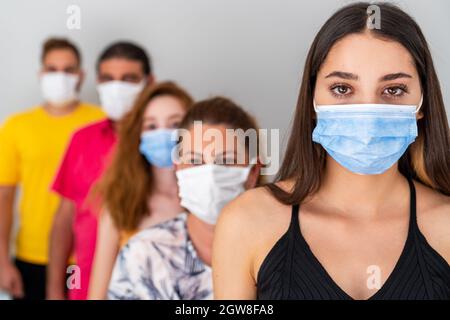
[175,123,259,223]
[40,48,83,90]
[177,123,252,170]
[97,58,147,84]
[141,95,186,133]
[41,48,80,74]
[97,57,154,121]
[314,32,423,115]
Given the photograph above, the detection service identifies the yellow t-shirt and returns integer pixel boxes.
[0,103,106,265]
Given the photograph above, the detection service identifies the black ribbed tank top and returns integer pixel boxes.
[257,177,450,300]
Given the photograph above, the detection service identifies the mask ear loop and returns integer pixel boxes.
[247,156,258,169]
[313,100,319,113]
[414,94,424,114]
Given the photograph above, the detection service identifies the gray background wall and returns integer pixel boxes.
[0,0,449,299]
[1,0,449,145]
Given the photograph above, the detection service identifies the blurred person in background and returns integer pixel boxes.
[108,97,261,300]
[88,81,193,299]
[0,38,105,300]
[47,41,154,300]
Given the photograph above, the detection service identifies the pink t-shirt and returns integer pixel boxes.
[52,119,117,300]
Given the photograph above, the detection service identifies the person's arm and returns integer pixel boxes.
[46,198,75,300]
[212,193,259,300]
[47,129,82,300]
[0,117,23,298]
[0,185,23,298]
[88,211,120,300]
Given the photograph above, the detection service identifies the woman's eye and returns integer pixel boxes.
[185,157,201,165]
[223,157,236,164]
[145,124,157,130]
[330,84,352,97]
[383,86,407,97]
[170,121,180,129]
[191,158,203,165]
[214,157,228,165]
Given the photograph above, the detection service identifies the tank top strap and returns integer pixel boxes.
[406,175,417,231]
[405,176,436,298]
[289,204,300,232]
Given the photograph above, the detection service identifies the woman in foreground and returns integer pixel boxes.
[213,2,450,300]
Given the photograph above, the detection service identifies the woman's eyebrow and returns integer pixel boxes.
[380,72,413,81]
[143,115,155,121]
[325,71,359,80]
[324,71,413,82]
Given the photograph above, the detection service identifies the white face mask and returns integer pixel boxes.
[176,164,252,225]
[40,72,79,106]
[97,80,145,120]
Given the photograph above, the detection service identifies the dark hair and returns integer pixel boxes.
[268,2,450,204]
[97,41,152,75]
[41,37,81,66]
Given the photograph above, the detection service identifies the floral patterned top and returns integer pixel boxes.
[108,212,213,300]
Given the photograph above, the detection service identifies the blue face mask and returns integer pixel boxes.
[139,129,177,168]
[312,99,422,175]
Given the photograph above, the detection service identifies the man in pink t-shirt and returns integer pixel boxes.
[47,41,154,300]
[50,120,116,300]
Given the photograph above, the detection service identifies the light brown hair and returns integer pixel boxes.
[41,37,81,66]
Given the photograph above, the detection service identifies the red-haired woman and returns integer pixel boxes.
[88,81,193,299]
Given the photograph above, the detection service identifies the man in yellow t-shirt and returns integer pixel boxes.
[0,38,105,300]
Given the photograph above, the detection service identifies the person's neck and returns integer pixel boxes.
[111,119,119,132]
[316,156,409,217]
[186,214,215,266]
[151,166,178,196]
[43,100,79,116]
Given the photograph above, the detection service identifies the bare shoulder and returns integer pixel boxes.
[216,181,295,277]
[221,186,278,220]
[414,180,450,263]
[219,181,294,233]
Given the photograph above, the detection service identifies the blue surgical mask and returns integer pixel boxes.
[139,129,177,168]
[312,98,422,175]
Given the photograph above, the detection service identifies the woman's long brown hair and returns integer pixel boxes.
[268,2,450,204]
[95,81,193,231]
